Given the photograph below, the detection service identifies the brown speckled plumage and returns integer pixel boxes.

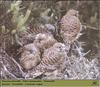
[34,33,57,52]
[19,25,52,45]
[20,43,41,70]
[60,9,82,44]
[27,43,68,78]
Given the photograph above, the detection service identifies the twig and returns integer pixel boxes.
[3,65,17,79]
[4,51,25,76]
[82,24,99,30]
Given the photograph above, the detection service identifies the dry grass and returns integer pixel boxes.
[0,1,99,80]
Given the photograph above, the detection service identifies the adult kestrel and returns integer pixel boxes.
[60,9,82,44]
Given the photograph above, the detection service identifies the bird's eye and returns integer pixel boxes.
[58,46,61,48]
[58,46,62,50]
[29,49,34,53]
[38,38,43,43]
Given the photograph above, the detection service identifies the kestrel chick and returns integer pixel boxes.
[60,9,82,44]
[35,42,68,72]
[18,25,54,45]
[34,33,57,52]
[20,43,41,70]
[26,43,69,78]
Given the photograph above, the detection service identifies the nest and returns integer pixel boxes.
[0,40,99,80]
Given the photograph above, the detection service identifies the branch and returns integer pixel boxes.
[82,24,99,30]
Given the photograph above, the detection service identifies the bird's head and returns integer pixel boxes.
[53,43,70,52]
[53,43,66,51]
[35,33,47,42]
[66,9,79,17]
[23,44,38,54]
